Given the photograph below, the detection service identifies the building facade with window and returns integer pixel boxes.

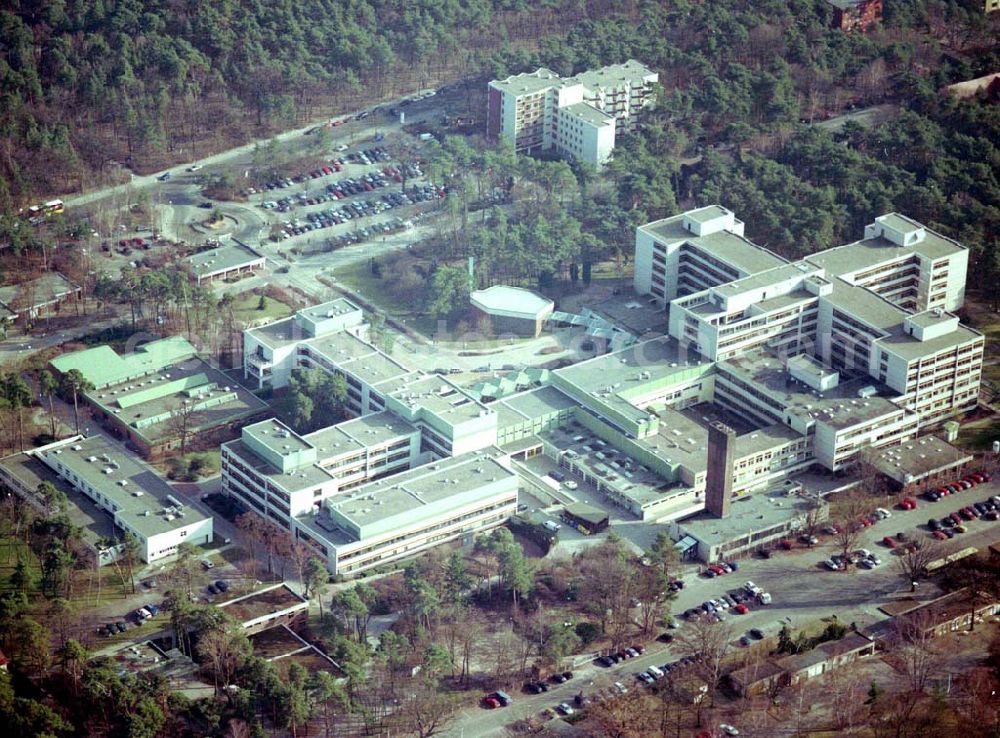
[486,61,657,168]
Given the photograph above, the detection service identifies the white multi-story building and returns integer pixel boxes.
[243,298,365,390]
[31,435,213,563]
[224,207,981,573]
[486,60,657,168]
[636,206,982,427]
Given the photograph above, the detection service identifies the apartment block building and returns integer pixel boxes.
[486,60,657,168]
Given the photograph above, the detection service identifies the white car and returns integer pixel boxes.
[720,725,740,736]
[187,164,203,172]
[875,507,892,519]
[823,559,840,571]
[613,681,628,694]
[201,558,215,570]
[563,480,578,490]
[556,703,574,716]
[335,144,349,152]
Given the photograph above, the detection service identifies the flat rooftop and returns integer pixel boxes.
[680,490,825,547]
[323,449,515,534]
[86,357,267,444]
[223,438,333,492]
[639,213,787,277]
[642,407,710,472]
[871,435,973,482]
[541,424,690,509]
[560,101,615,127]
[556,336,707,395]
[246,317,302,349]
[389,374,493,424]
[297,298,359,323]
[218,584,307,624]
[304,331,412,387]
[875,320,982,361]
[490,67,564,95]
[805,229,964,279]
[305,411,416,453]
[51,336,197,389]
[719,351,904,430]
[497,385,578,424]
[243,419,313,457]
[33,435,210,539]
[182,241,263,277]
[0,451,117,546]
[567,59,657,89]
[0,271,78,310]
[554,336,711,429]
[713,262,820,299]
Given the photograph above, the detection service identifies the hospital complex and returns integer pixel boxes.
[4,205,982,573]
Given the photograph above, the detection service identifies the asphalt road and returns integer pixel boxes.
[442,477,1000,738]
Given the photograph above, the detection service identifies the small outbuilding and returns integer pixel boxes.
[470,285,554,338]
[562,501,610,534]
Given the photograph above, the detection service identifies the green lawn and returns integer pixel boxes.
[333,260,418,315]
[232,292,293,325]
[957,418,1000,450]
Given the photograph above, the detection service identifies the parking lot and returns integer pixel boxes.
[443,467,1000,737]
[241,143,442,252]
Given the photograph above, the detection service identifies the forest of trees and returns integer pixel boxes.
[0,0,635,208]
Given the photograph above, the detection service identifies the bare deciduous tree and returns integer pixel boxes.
[831,492,871,563]
[675,615,733,707]
[893,539,940,592]
[888,610,941,693]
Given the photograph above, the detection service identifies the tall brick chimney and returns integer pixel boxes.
[705,421,735,518]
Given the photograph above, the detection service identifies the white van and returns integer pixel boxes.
[647,665,664,679]
[543,520,561,532]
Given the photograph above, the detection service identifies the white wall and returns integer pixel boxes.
[144,516,213,562]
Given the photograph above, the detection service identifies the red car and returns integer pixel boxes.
[900,497,917,510]
[882,536,897,548]
[332,118,345,126]
[932,530,948,540]
[734,603,749,614]
[483,696,500,709]
[708,564,726,576]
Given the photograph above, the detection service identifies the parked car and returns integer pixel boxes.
[881,536,897,548]
[201,558,215,570]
